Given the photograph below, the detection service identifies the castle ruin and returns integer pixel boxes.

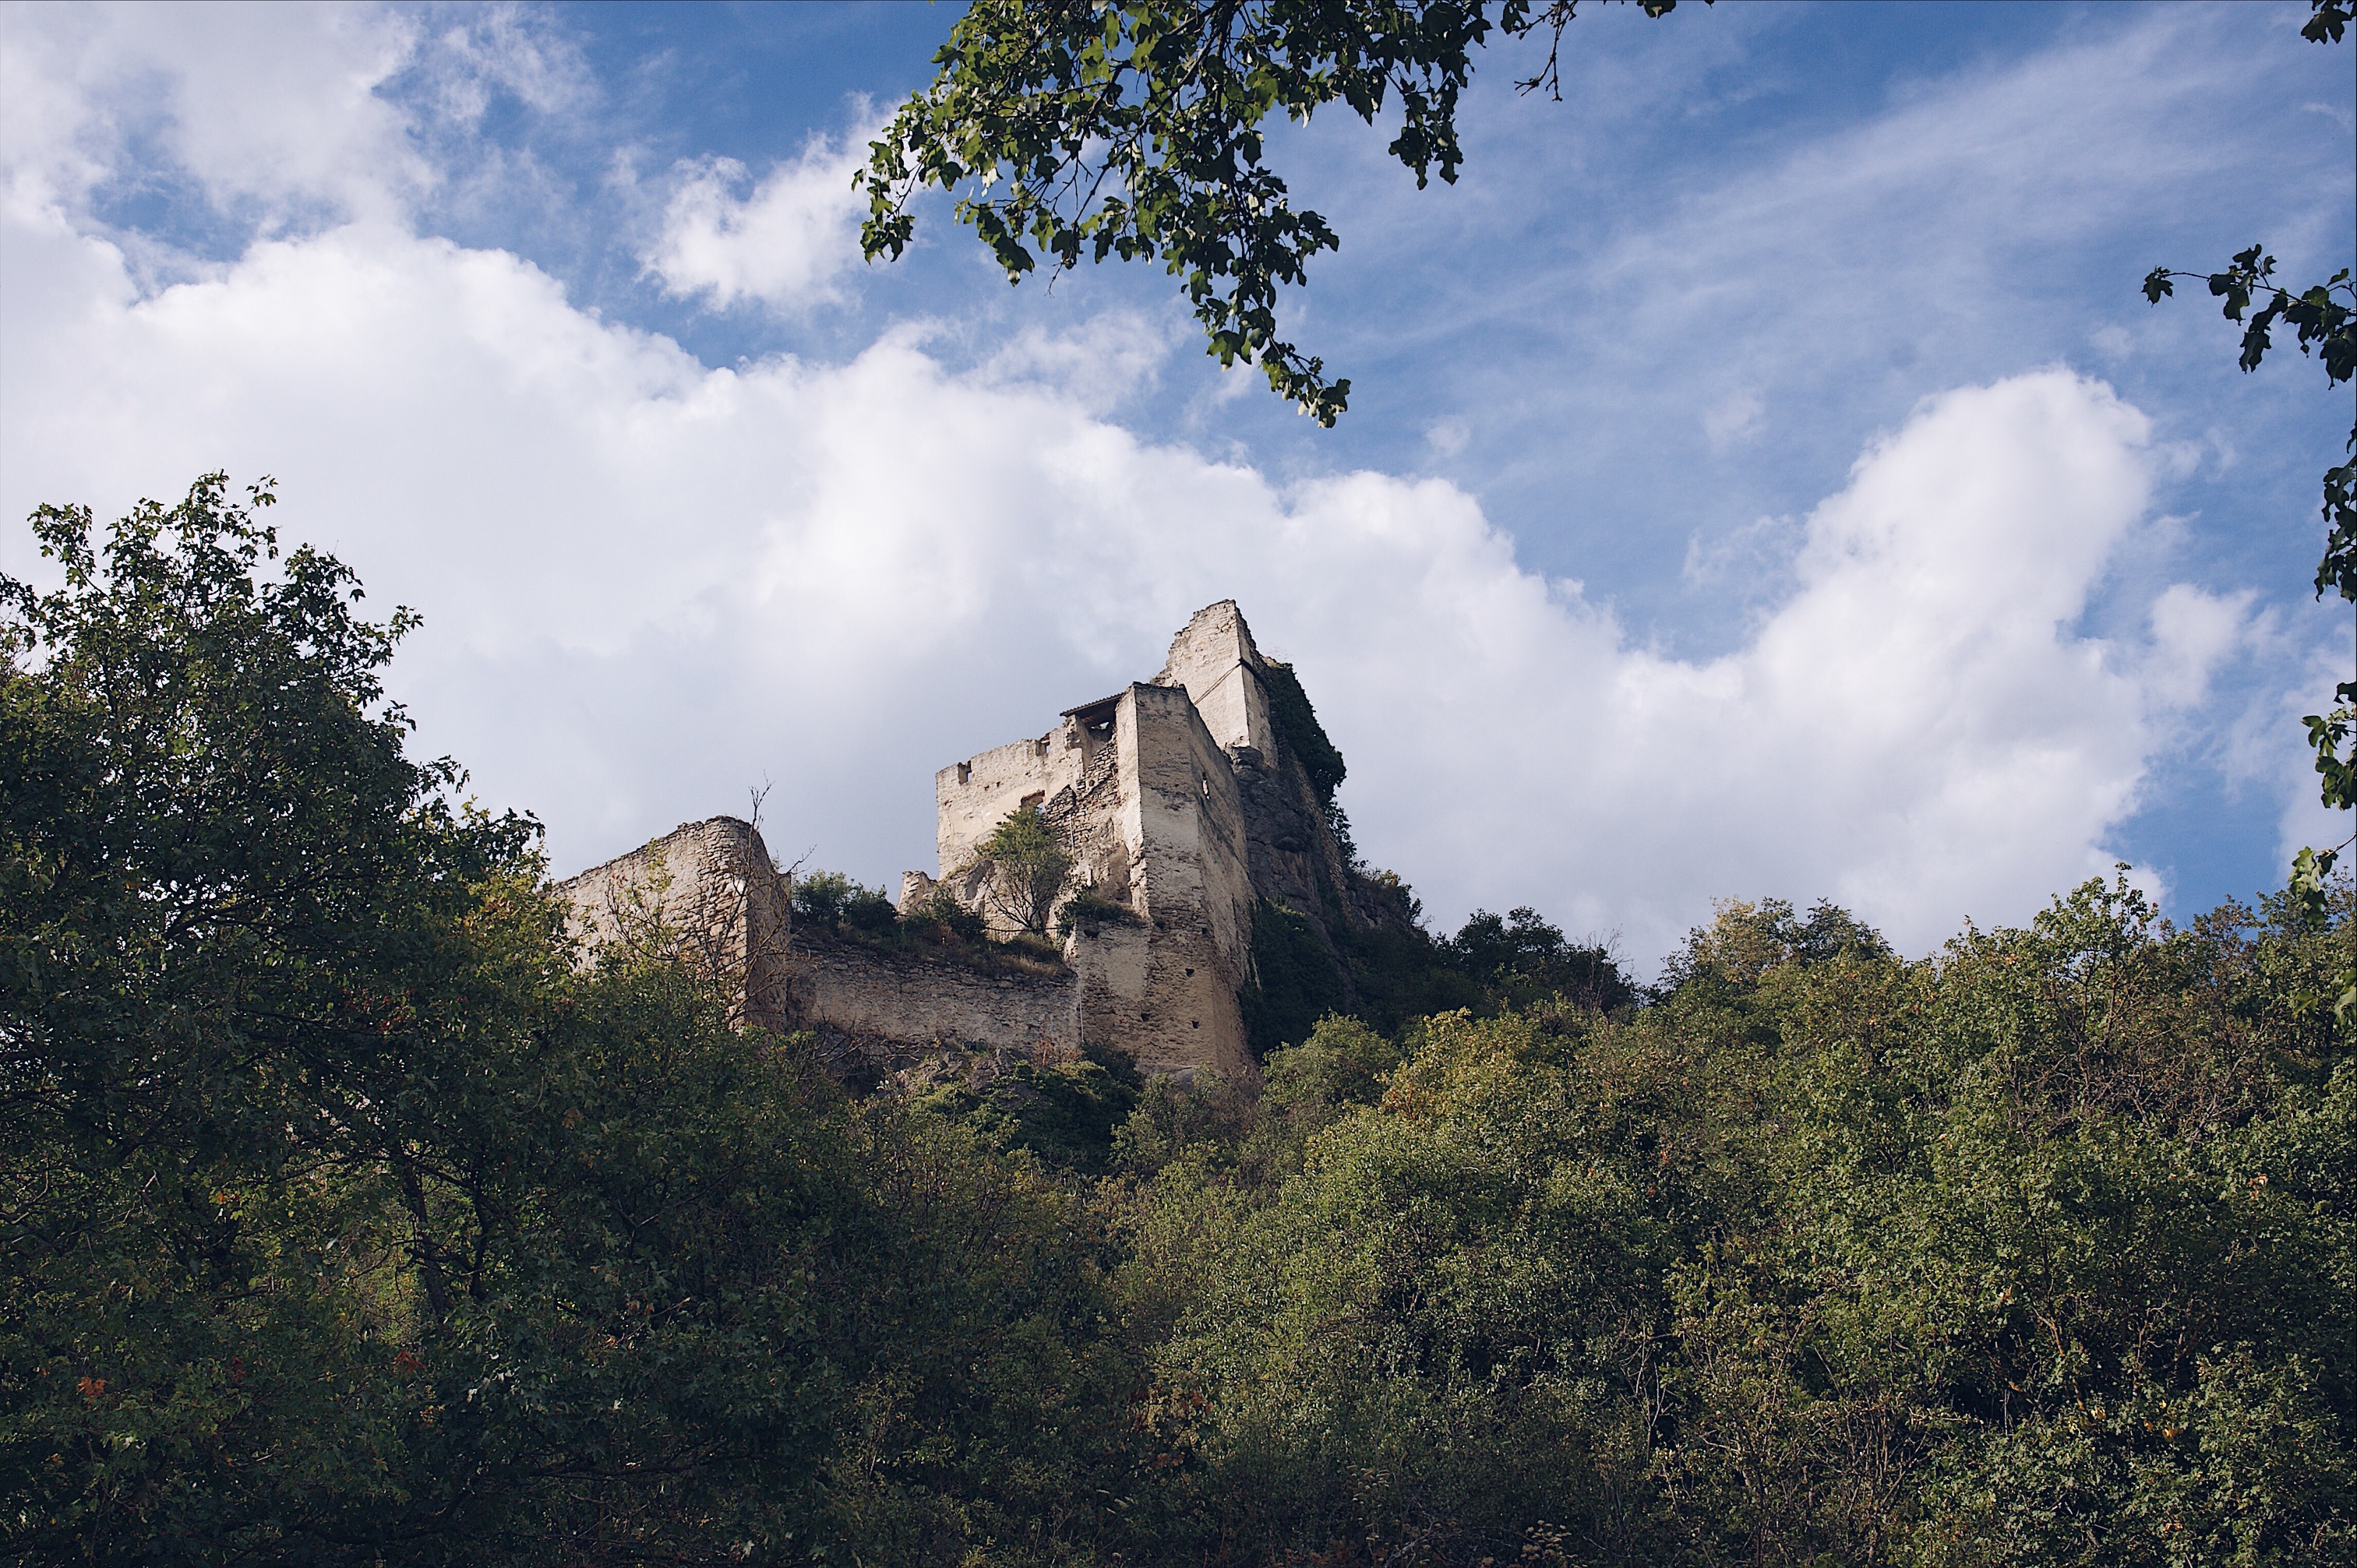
[559,601,1389,1083]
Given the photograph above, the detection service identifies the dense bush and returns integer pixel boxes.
[1,482,1131,1564]
[794,868,902,936]
[1113,886,2355,1566]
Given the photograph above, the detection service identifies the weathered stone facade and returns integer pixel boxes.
[558,601,1367,1084]
[560,816,795,1031]
[787,929,1084,1081]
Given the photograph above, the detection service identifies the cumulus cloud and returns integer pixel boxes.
[5,2,2332,971]
[0,2,595,257]
[643,125,873,312]
[0,1,424,229]
[0,189,2250,965]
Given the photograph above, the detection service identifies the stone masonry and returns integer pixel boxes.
[558,601,1367,1084]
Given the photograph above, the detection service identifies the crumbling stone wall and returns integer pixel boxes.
[559,816,794,1031]
[557,601,1378,1087]
[1152,601,1380,944]
[563,817,1092,1082]
[789,928,1081,1077]
[1155,600,1280,761]
[935,729,1087,878]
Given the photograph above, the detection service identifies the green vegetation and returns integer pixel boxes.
[1241,896,1632,1058]
[976,805,1074,937]
[1261,659,1346,809]
[909,1043,1147,1179]
[792,867,902,936]
[861,0,1700,423]
[1053,886,1141,939]
[8,479,2353,1564]
[793,866,1066,974]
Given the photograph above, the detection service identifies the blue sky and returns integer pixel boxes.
[2,1,2351,968]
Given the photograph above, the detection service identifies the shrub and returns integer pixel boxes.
[1053,886,1140,939]
[975,804,1071,936]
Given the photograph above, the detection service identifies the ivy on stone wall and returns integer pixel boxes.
[1240,898,1351,1059]
[1260,660,1346,809]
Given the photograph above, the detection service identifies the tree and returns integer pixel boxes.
[863,0,1697,425]
[976,802,1075,936]
[1,477,1152,1563]
[2142,0,2354,1010]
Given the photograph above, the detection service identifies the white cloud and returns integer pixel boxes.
[643,125,873,312]
[981,312,1173,412]
[413,6,593,129]
[4,3,2334,972]
[0,189,2263,966]
[2143,583,2253,711]
[1701,388,1762,449]
[0,2,596,261]
[0,2,425,231]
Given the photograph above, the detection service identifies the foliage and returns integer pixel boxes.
[2141,2,2353,1013]
[911,1043,1148,1178]
[914,882,991,945]
[1452,904,1639,1012]
[1245,893,1646,1058]
[976,805,1075,937]
[12,477,2352,1563]
[1242,897,1355,1058]
[798,868,1067,981]
[0,479,1136,1565]
[863,0,1697,424]
[1115,876,2356,1566]
[1260,659,1347,809]
[1053,885,1142,939]
[1656,893,1893,995]
[792,867,902,936]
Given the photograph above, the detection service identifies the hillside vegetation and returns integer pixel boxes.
[7,480,2352,1565]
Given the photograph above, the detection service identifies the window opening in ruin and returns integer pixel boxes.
[1060,692,1123,745]
[1021,791,1045,811]
[955,762,971,784]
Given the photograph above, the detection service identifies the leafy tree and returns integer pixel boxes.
[976,803,1074,936]
[1450,904,1636,1011]
[16,474,2351,1565]
[863,0,1699,424]
[1113,879,2354,1566]
[2140,0,2353,1009]
[1,477,1151,1565]
[793,866,902,934]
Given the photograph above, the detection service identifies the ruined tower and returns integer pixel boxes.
[559,601,1371,1084]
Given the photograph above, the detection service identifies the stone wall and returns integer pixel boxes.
[1155,599,1279,759]
[561,818,1089,1082]
[1106,682,1256,1079]
[559,816,794,1031]
[934,728,1089,877]
[790,929,1081,1071]
[558,601,1376,1088]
